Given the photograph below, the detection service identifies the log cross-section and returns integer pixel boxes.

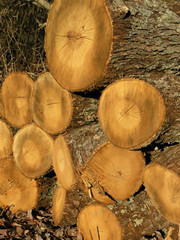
[45,0,113,91]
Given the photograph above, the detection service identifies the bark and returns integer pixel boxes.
[150,144,180,176]
[38,0,180,239]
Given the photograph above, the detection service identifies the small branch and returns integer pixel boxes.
[33,0,51,10]
[108,0,129,18]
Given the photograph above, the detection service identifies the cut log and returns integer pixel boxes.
[1,72,34,128]
[143,145,180,225]
[45,0,113,91]
[77,204,123,240]
[13,124,54,179]
[0,119,12,159]
[80,142,145,202]
[98,78,166,149]
[0,157,38,213]
[143,163,180,225]
[52,186,66,226]
[53,135,76,190]
[0,91,5,118]
[31,72,73,134]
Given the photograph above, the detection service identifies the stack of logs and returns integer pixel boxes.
[0,0,179,239]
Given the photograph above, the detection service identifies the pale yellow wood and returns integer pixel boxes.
[98,78,166,149]
[0,119,13,159]
[0,157,38,213]
[2,72,34,127]
[53,135,76,190]
[77,204,123,240]
[45,0,113,91]
[81,142,145,201]
[52,186,66,226]
[31,72,73,134]
[143,164,180,225]
[91,186,115,204]
[13,124,54,178]
[0,91,5,117]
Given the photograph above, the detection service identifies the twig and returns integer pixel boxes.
[33,0,51,10]
[164,226,175,240]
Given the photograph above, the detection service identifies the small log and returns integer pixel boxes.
[77,204,123,240]
[80,142,145,202]
[31,72,73,134]
[52,186,66,226]
[0,157,38,213]
[53,135,76,190]
[0,91,5,118]
[0,119,12,159]
[2,72,34,128]
[13,124,54,179]
[98,78,165,149]
[143,145,180,225]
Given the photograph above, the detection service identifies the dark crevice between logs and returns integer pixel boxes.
[143,152,152,165]
[74,87,105,100]
[104,191,117,203]
[142,141,179,153]
[133,185,145,198]
[142,141,179,166]
[43,169,56,178]
[144,230,166,239]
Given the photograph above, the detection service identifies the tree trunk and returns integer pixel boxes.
[37,0,180,239]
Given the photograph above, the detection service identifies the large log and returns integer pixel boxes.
[37,0,180,239]
[36,1,180,239]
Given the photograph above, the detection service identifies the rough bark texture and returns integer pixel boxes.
[150,144,180,176]
[2,0,179,239]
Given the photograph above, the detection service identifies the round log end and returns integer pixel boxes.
[31,72,73,134]
[53,135,76,190]
[2,72,34,128]
[81,142,145,202]
[0,157,38,213]
[0,119,13,159]
[98,78,166,149]
[13,124,54,179]
[77,204,123,240]
[52,186,66,226]
[45,0,113,91]
[143,163,180,225]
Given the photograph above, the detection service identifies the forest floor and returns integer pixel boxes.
[0,207,78,239]
[0,207,166,240]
